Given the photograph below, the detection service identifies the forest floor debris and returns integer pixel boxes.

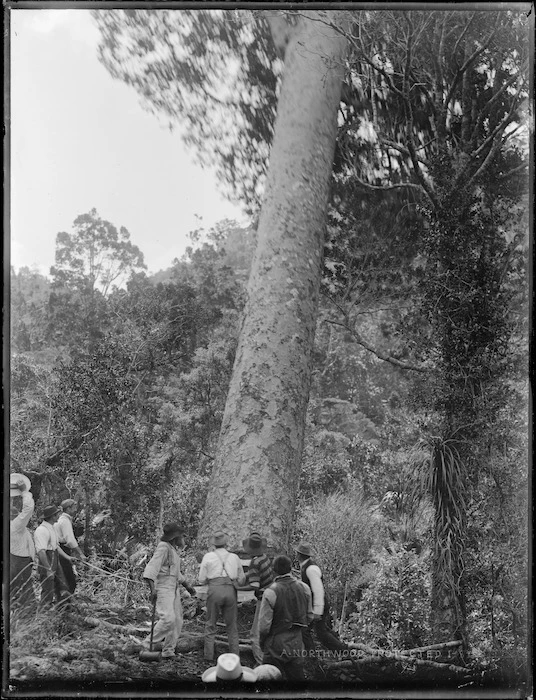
[7,596,498,690]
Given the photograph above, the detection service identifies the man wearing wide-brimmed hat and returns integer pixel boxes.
[143,523,196,659]
[34,504,71,608]
[295,541,347,652]
[10,474,36,614]
[242,532,274,664]
[198,531,246,661]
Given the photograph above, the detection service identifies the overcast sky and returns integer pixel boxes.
[10,9,246,277]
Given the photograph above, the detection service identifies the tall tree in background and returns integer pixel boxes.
[49,208,146,350]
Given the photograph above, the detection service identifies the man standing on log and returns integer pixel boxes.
[198,531,246,661]
[258,555,313,680]
[295,541,347,652]
[143,523,196,659]
[55,499,85,595]
[242,531,274,665]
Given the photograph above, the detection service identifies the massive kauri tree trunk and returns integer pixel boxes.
[199,11,348,550]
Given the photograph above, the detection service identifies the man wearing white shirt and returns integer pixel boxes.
[295,541,347,652]
[34,505,71,607]
[10,479,36,613]
[198,531,246,661]
[55,499,85,594]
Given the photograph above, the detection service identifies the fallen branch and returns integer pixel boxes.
[214,636,252,652]
[323,654,470,676]
[399,640,463,655]
[215,635,251,645]
[345,643,468,674]
[397,656,470,675]
[83,616,147,635]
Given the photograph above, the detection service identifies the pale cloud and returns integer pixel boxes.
[12,9,99,47]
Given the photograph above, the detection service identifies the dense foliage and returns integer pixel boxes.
[10,7,530,684]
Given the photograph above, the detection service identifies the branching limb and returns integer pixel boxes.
[324,318,429,373]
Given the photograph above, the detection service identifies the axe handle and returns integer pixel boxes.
[149,597,157,651]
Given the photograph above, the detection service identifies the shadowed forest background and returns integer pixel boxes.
[8,6,530,693]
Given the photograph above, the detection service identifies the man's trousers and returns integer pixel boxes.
[262,628,306,680]
[250,597,264,664]
[58,544,77,594]
[204,578,239,660]
[37,550,69,607]
[149,583,184,655]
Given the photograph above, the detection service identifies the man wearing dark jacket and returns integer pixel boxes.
[296,541,347,652]
[258,555,313,680]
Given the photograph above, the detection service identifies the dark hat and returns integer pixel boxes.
[210,531,228,547]
[43,504,61,520]
[60,498,77,510]
[161,522,185,542]
[242,532,267,554]
[295,541,313,557]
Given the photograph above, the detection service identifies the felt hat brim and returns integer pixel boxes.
[43,507,62,519]
[10,473,32,497]
[295,542,313,556]
[201,667,257,683]
[210,534,228,546]
[242,536,268,554]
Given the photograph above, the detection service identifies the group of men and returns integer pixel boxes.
[10,475,344,680]
[142,524,347,680]
[9,476,85,613]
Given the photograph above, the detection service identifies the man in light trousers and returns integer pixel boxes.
[143,523,196,659]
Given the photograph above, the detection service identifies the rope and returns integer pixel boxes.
[78,559,144,585]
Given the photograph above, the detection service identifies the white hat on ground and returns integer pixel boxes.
[254,664,283,681]
[201,653,257,683]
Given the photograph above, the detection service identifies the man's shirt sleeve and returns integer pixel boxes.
[246,558,261,588]
[258,588,276,643]
[300,581,314,623]
[11,492,34,534]
[306,564,325,616]
[33,525,49,554]
[235,555,246,586]
[198,554,209,585]
[61,517,79,549]
[143,542,167,582]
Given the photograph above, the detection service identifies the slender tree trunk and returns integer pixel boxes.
[199,11,348,550]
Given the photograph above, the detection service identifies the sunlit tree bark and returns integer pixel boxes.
[199,10,349,550]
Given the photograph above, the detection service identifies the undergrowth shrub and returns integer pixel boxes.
[295,482,377,622]
[347,544,431,650]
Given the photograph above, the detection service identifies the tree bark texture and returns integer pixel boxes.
[199,11,348,550]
